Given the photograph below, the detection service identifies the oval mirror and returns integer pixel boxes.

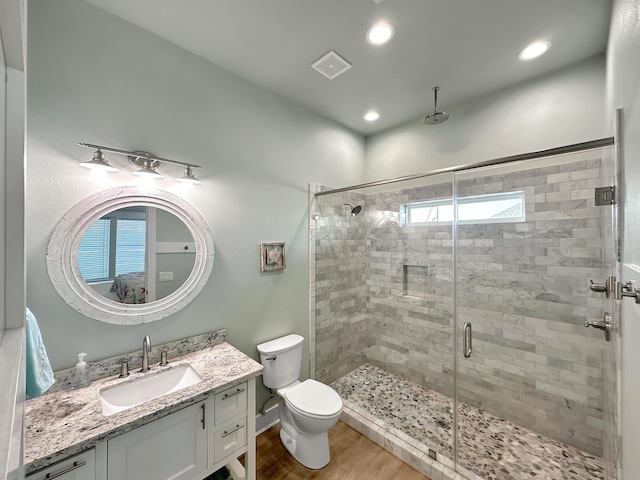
[47,187,214,324]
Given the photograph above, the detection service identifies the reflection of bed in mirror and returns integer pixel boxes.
[105,272,147,304]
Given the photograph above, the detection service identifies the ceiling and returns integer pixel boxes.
[84,0,612,135]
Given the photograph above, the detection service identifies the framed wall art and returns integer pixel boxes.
[260,242,286,272]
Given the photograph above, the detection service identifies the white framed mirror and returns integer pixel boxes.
[46,186,214,324]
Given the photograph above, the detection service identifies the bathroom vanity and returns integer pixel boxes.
[24,341,263,480]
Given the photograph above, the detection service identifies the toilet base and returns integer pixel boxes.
[280,424,330,469]
[278,402,331,469]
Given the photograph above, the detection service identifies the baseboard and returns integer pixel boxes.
[256,404,279,435]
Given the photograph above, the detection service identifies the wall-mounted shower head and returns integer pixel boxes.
[423,86,449,125]
[344,203,362,216]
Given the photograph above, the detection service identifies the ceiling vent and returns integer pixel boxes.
[311,50,352,80]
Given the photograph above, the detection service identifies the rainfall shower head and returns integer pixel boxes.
[344,203,362,216]
[423,86,449,125]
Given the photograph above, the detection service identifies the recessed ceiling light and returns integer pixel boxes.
[364,111,380,122]
[366,23,394,46]
[518,41,551,60]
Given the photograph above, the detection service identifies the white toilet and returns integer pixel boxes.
[257,334,342,469]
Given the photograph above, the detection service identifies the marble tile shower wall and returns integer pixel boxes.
[365,180,455,398]
[312,189,369,383]
[312,156,608,456]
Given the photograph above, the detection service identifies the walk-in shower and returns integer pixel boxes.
[309,139,618,480]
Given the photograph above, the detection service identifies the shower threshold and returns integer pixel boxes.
[331,364,605,480]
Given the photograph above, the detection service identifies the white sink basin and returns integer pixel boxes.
[100,363,203,416]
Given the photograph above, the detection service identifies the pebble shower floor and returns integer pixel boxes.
[331,364,605,480]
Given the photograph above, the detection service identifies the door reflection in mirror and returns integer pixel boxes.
[78,206,195,304]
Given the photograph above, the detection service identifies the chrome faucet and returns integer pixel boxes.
[141,335,151,372]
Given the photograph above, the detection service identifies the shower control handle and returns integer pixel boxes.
[463,322,472,358]
[584,313,612,342]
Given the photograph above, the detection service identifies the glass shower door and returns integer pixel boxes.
[599,141,620,479]
[312,173,457,472]
[453,150,616,480]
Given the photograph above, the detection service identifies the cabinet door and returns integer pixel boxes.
[27,449,96,480]
[108,402,207,480]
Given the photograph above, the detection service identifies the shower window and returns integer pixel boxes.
[400,190,525,225]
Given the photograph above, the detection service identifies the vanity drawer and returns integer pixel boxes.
[214,382,247,425]
[213,418,247,464]
[27,448,96,480]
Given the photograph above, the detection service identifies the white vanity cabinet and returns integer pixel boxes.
[26,449,96,480]
[107,401,207,480]
[106,378,255,480]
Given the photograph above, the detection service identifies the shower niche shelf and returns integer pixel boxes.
[402,264,430,298]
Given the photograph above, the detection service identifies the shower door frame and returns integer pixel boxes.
[315,138,614,198]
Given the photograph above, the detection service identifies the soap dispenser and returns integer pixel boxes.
[71,352,90,388]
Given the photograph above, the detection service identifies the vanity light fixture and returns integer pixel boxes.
[175,166,202,185]
[130,157,164,179]
[78,149,120,172]
[78,143,201,184]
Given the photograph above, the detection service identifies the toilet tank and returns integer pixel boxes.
[257,334,304,389]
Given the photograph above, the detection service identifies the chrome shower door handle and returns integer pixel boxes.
[463,322,472,358]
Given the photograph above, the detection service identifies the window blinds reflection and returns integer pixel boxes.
[78,213,146,283]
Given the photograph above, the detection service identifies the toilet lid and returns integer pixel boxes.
[282,379,342,418]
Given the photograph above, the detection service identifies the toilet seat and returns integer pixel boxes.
[281,379,342,419]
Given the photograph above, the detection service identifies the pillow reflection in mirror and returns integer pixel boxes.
[110,272,146,304]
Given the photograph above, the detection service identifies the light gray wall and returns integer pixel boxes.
[155,254,195,301]
[606,0,640,478]
[155,209,196,300]
[365,56,607,182]
[26,0,365,420]
[156,209,192,243]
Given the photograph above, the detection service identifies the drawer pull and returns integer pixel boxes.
[44,460,86,479]
[222,387,245,400]
[221,424,244,438]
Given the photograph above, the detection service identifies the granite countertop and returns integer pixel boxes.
[24,342,263,474]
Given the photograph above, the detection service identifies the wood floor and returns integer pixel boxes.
[255,421,429,480]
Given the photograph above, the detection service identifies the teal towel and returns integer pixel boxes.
[25,307,55,398]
